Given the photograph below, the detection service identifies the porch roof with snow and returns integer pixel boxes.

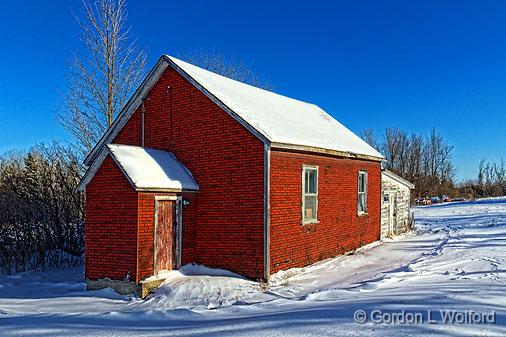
[84,55,384,167]
[77,144,199,192]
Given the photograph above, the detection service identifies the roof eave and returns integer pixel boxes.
[134,187,199,193]
[77,145,201,193]
[76,146,110,192]
[270,142,384,162]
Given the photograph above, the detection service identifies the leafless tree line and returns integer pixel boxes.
[361,127,456,198]
[0,143,84,273]
[458,159,506,199]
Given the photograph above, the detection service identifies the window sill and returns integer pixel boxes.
[357,212,368,217]
[302,220,319,225]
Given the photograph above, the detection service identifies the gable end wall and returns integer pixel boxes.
[381,174,412,237]
[107,66,266,279]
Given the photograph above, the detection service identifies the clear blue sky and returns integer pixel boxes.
[1,0,505,181]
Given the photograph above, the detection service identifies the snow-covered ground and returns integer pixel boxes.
[1,198,505,336]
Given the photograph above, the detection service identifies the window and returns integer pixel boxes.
[383,193,389,203]
[358,171,368,214]
[302,166,318,223]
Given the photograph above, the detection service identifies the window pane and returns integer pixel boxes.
[358,194,365,213]
[304,195,317,220]
[304,170,309,194]
[308,170,316,193]
[358,172,365,192]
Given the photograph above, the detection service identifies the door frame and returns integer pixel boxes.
[388,191,397,236]
[382,189,397,239]
[153,195,183,274]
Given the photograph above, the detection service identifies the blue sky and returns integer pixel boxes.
[1,1,505,181]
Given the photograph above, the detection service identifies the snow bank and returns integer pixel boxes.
[142,264,274,310]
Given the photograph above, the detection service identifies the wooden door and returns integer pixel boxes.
[155,200,174,273]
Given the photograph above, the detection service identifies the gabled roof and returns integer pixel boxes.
[382,170,415,190]
[84,55,383,166]
[77,144,199,192]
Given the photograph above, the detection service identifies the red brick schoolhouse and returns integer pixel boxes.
[77,55,384,290]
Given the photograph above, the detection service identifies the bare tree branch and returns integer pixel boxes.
[179,49,272,91]
[58,0,146,157]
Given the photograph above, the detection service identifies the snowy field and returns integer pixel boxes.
[1,198,505,336]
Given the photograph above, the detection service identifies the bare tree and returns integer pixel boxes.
[58,0,146,156]
[382,127,409,175]
[179,49,272,90]
[406,133,423,181]
[359,128,379,150]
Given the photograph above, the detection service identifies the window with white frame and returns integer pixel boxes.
[358,171,368,214]
[302,166,318,223]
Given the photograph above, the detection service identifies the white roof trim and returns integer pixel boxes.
[382,170,415,189]
[84,54,384,167]
[83,56,269,166]
[77,144,199,192]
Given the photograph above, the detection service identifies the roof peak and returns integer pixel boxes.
[163,54,319,108]
[84,54,384,166]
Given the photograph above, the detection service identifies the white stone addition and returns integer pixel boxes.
[381,170,415,239]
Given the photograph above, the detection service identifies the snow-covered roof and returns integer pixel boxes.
[382,170,415,190]
[77,144,199,192]
[167,56,383,160]
[84,55,383,166]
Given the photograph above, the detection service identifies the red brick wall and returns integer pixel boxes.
[136,193,153,282]
[107,66,265,279]
[269,149,381,274]
[114,105,142,145]
[85,156,138,281]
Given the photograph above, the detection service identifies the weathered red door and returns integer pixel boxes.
[155,200,174,273]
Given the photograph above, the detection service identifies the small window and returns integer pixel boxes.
[302,166,318,223]
[358,171,368,214]
[383,193,389,203]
